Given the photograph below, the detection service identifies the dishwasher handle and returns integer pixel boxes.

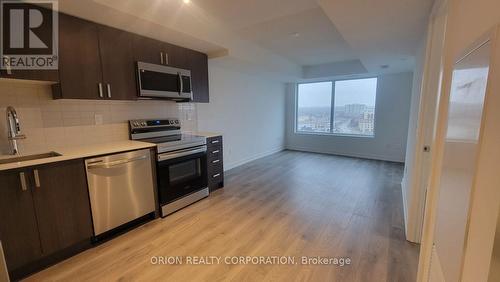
[87,155,148,169]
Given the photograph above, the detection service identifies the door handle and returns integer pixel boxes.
[19,172,27,191]
[107,84,112,98]
[33,169,41,188]
[98,83,104,98]
[178,73,183,95]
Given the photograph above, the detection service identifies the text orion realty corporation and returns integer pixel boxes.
[1,0,58,70]
[150,256,352,266]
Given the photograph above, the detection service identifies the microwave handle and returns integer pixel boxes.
[178,73,183,95]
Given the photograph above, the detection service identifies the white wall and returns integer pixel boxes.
[196,63,286,170]
[285,72,413,163]
[0,80,185,155]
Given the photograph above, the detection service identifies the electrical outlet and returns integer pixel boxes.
[94,114,103,125]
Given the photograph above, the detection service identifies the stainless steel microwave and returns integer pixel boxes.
[137,62,192,101]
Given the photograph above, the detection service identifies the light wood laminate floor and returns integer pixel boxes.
[25,150,419,282]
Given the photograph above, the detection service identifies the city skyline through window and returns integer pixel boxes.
[296,78,378,136]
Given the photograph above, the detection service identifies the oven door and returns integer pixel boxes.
[157,146,208,205]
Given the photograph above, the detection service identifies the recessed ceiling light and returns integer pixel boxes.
[183,0,190,4]
[290,32,300,37]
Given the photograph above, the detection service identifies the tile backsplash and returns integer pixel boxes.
[0,80,198,155]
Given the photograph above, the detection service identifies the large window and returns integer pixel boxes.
[296,77,377,136]
[296,82,332,133]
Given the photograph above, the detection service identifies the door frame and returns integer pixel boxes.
[416,19,500,282]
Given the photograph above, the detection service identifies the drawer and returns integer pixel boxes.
[208,162,223,175]
[208,171,223,184]
[208,157,223,167]
[208,147,222,161]
[207,136,222,148]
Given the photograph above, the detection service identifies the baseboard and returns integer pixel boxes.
[285,145,405,163]
[401,178,411,241]
[224,146,285,171]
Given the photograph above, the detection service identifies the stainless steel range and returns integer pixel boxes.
[130,119,208,217]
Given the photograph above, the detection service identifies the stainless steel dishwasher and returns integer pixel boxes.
[85,149,156,236]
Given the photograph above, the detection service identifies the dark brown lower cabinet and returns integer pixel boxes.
[0,169,43,275]
[0,160,93,280]
[33,160,93,255]
[207,136,224,192]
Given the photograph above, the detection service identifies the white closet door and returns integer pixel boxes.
[433,40,491,282]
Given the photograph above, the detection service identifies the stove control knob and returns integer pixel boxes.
[175,120,179,124]
[133,122,139,127]
[141,122,147,126]
[169,120,174,125]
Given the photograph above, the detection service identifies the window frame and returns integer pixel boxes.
[294,76,378,138]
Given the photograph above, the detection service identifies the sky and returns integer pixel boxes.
[298,78,377,108]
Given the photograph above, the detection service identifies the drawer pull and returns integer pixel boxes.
[212,173,221,178]
[212,159,220,164]
[19,172,27,191]
[34,169,41,188]
[211,140,220,144]
[212,150,220,154]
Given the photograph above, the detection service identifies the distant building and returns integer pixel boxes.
[359,110,375,134]
[344,104,367,116]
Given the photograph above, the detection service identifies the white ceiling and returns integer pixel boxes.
[56,0,434,81]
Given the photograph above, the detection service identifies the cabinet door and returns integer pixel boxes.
[163,43,188,68]
[188,51,209,103]
[0,69,59,82]
[98,26,137,100]
[32,160,93,255]
[0,170,42,273]
[132,35,164,65]
[56,13,103,99]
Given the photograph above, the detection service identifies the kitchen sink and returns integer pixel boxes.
[0,152,62,165]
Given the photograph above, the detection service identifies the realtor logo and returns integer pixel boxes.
[1,0,58,70]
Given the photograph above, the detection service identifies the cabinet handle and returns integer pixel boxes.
[212,150,220,154]
[34,169,41,188]
[212,159,220,164]
[160,52,164,64]
[19,172,27,191]
[164,52,169,65]
[212,173,221,178]
[98,83,103,98]
[107,84,112,98]
[211,140,220,144]
[5,56,12,75]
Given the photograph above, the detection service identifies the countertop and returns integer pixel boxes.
[193,131,222,138]
[0,141,156,171]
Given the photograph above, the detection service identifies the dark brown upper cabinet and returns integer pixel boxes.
[97,26,137,100]
[53,14,103,100]
[188,50,209,103]
[0,69,59,82]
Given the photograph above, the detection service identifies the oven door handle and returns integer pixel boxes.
[158,146,207,161]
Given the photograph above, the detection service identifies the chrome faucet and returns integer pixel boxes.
[6,106,26,155]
